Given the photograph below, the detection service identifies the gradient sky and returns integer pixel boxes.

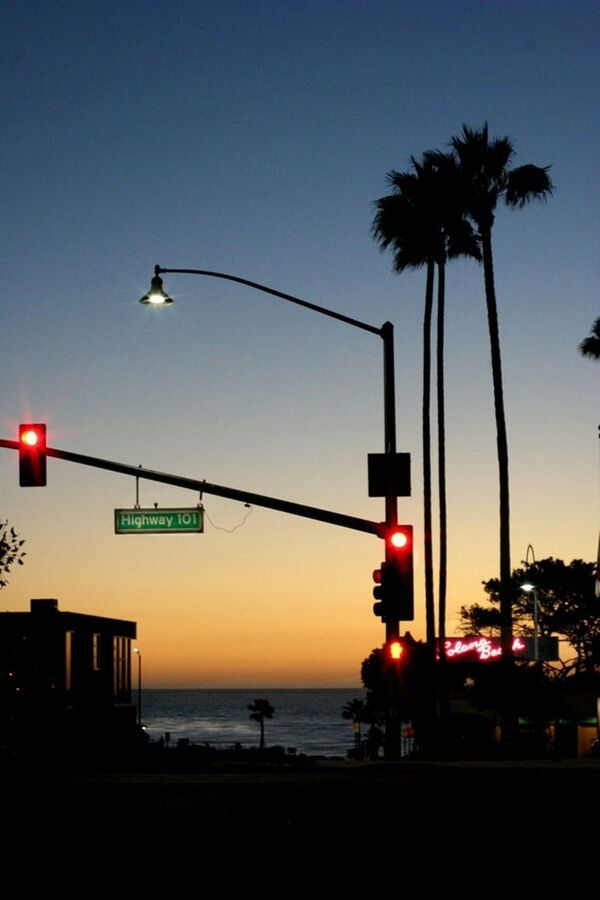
[1,0,598,686]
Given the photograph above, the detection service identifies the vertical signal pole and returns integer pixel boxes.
[381,322,400,642]
[381,322,406,759]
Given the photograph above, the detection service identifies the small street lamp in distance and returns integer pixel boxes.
[522,543,539,663]
[520,583,539,663]
[134,647,142,727]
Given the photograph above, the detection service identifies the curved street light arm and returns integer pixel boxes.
[155,265,384,337]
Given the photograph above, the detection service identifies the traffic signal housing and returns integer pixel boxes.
[372,526,414,622]
[19,424,47,487]
[388,526,414,620]
[372,561,394,621]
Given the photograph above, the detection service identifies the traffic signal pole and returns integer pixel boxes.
[381,321,400,643]
[0,439,383,538]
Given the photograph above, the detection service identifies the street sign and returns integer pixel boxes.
[114,507,203,534]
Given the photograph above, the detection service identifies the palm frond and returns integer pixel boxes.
[505,164,554,207]
[446,217,482,262]
[450,122,491,168]
[484,137,515,181]
[579,317,600,360]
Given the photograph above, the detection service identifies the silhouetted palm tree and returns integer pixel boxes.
[342,697,366,754]
[373,164,436,650]
[373,155,479,650]
[450,123,553,660]
[248,698,274,749]
[579,317,600,360]
[423,150,480,649]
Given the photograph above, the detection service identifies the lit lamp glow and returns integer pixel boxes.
[138,273,174,306]
[134,646,142,726]
[521,582,539,662]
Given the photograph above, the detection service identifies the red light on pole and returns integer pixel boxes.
[388,639,404,661]
[388,527,411,551]
[390,530,408,549]
[19,423,47,487]
[385,525,414,621]
[21,428,40,447]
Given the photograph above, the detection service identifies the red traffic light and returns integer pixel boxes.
[19,423,47,487]
[382,525,414,621]
[388,639,404,661]
[387,527,411,550]
[21,428,40,447]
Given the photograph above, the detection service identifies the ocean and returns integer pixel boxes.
[141,688,365,757]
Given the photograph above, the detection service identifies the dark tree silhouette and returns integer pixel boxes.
[247,698,275,749]
[459,557,598,676]
[342,697,367,755]
[0,520,26,589]
[373,154,479,650]
[449,123,553,661]
[373,168,435,650]
[579,317,600,360]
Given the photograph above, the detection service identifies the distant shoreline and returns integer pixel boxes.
[141,686,363,691]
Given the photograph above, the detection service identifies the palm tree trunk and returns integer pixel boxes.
[259,716,265,750]
[480,228,512,650]
[436,257,450,751]
[436,257,447,649]
[423,259,436,649]
[481,226,516,747]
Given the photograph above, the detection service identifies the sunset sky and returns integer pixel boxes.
[1,0,598,686]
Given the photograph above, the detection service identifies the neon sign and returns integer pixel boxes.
[443,636,526,662]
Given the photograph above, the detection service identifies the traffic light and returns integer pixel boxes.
[387,639,405,662]
[19,424,47,487]
[372,525,414,621]
[372,561,393,620]
[387,525,414,620]
[383,635,421,672]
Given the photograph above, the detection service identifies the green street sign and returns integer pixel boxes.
[114,507,204,534]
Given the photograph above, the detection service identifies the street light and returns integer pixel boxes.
[138,264,406,640]
[134,647,142,726]
[520,583,539,663]
[522,544,539,663]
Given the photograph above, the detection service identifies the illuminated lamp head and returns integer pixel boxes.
[139,272,174,306]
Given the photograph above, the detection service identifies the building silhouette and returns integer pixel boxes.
[0,598,137,755]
